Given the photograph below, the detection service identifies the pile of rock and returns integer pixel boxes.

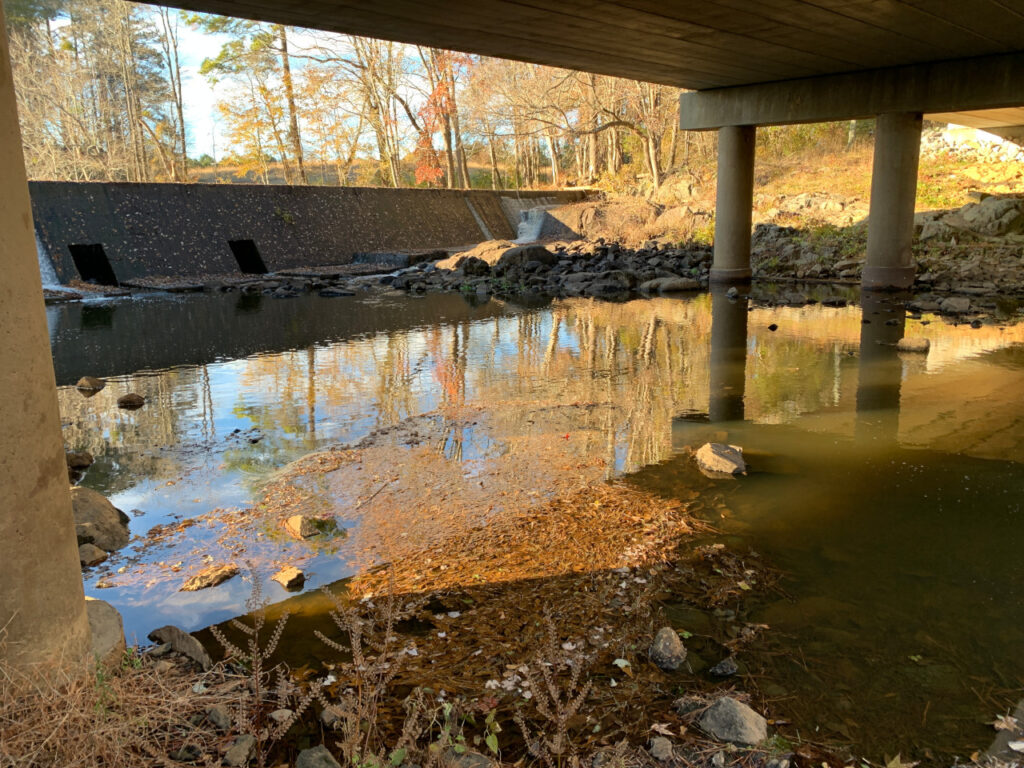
[72,486,131,567]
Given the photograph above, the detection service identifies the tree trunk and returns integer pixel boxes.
[278,26,306,184]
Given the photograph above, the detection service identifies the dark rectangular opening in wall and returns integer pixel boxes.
[228,239,268,274]
[68,243,118,286]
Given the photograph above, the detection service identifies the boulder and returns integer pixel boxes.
[271,566,306,590]
[639,276,700,293]
[223,734,256,767]
[695,443,747,477]
[950,196,1024,237]
[285,515,340,539]
[649,626,687,672]
[296,745,342,768]
[939,296,972,314]
[71,486,130,551]
[78,543,108,567]
[147,625,213,670]
[116,393,146,409]
[181,564,239,592]
[461,256,491,276]
[66,450,94,469]
[496,244,558,271]
[85,598,126,667]
[76,376,106,392]
[436,240,516,271]
[696,697,768,746]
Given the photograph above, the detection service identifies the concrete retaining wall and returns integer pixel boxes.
[30,182,588,283]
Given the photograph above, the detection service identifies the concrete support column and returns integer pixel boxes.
[0,6,90,668]
[863,112,922,290]
[710,125,756,283]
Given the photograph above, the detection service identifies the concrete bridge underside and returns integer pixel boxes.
[4,1,1024,666]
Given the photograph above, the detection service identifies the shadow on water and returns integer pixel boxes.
[52,287,1024,763]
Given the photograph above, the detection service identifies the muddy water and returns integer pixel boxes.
[52,287,1024,762]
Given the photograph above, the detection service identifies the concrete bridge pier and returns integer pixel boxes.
[0,8,91,669]
[709,125,756,284]
[862,113,922,291]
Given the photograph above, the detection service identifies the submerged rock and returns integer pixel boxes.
[285,514,339,539]
[695,443,747,477]
[696,697,768,746]
[116,393,146,409]
[649,626,687,671]
[709,657,739,677]
[181,563,239,592]
[272,565,306,590]
[296,745,342,768]
[71,486,130,551]
[147,625,212,670]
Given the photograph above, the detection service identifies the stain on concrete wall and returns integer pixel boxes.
[30,182,587,283]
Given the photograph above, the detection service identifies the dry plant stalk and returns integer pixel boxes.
[515,618,595,768]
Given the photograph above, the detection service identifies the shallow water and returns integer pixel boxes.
[52,287,1024,762]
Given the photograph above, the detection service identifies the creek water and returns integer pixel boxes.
[50,287,1024,763]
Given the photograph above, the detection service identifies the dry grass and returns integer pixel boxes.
[0,644,240,767]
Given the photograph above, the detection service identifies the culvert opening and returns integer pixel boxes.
[68,243,118,286]
[228,239,268,274]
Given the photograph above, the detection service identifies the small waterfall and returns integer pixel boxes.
[36,232,61,287]
[515,207,548,243]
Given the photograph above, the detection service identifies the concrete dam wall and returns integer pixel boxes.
[29,182,588,284]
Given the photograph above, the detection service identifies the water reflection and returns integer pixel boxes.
[52,289,1024,762]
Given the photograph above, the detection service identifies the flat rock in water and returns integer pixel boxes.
[78,543,108,567]
[116,393,146,409]
[649,626,687,672]
[272,565,306,590]
[76,376,105,392]
[896,337,930,353]
[296,745,342,768]
[696,697,768,746]
[147,625,212,670]
[181,563,239,591]
[71,486,130,551]
[695,443,746,477]
[285,514,339,539]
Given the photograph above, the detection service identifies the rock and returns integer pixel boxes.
[649,626,687,672]
[269,708,293,724]
[285,515,339,539]
[320,704,344,729]
[223,734,256,766]
[116,393,146,409]
[461,256,491,276]
[78,543,108,567]
[649,737,674,761]
[76,376,106,392]
[695,443,747,477]
[709,657,739,677]
[181,564,239,592]
[206,704,232,732]
[496,244,558,271]
[271,566,306,590]
[71,486,130,551]
[896,337,930,353]
[85,598,125,667]
[296,745,342,768]
[696,697,768,746]
[443,748,494,768]
[940,296,971,314]
[169,745,201,763]
[147,625,213,670]
[66,450,94,469]
[319,287,355,297]
[658,277,701,292]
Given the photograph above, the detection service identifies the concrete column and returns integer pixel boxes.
[710,125,756,283]
[0,6,90,668]
[863,112,922,290]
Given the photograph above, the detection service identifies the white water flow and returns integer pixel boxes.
[515,207,548,243]
[36,232,62,287]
